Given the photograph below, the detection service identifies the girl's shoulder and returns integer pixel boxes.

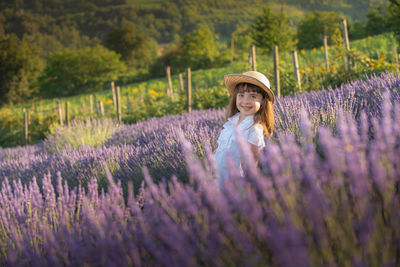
[251,123,264,134]
[247,123,265,147]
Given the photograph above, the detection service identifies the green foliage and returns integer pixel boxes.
[365,3,390,36]
[387,1,400,45]
[38,46,126,97]
[230,27,253,61]
[0,107,24,147]
[0,34,44,105]
[285,0,381,21]
[23,24,100,58]
[250,7,296,54]
[348,20,366,40]
[0,106,58,147]
[297,11,343,49]
[0,13,4,37]
[105,22,158,68]
[194,86,230,109]
[177,25,221,70]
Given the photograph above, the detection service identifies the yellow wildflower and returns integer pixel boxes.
[149,89,159,97]
[320,46,324,50]
[132,88,139,93]
[312,48,317,52]
[390,34,394,38]
[105,99,113,105]
[301,69,305,74]
[280,60,284,65]
[300,49,305,55]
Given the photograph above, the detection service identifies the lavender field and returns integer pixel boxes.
[1,72,400,265]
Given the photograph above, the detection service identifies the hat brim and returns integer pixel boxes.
[224,74,275,103]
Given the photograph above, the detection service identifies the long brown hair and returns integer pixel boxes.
[225,83,274,137]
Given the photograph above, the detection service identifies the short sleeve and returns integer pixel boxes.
[247,124,265,147]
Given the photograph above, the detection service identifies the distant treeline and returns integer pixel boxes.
[0,0,388,46]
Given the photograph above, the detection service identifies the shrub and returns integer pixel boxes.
[38,45,126,97]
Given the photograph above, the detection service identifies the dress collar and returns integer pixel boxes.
[228,112,254,127]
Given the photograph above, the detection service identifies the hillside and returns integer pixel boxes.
[0,0,388,46]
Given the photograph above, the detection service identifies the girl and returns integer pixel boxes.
[215,71,275,187]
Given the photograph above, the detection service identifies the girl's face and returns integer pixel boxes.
[236,91,263,117]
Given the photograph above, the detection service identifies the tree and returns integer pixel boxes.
[230,26,253,61]
[105,22,158,68]
[296,11,343,49]
[0,34,44,105]
[38,45,126,97]
[250,7,296,54]
[177,25,220,70]
[387,0,400,45]
[365,4,389,36]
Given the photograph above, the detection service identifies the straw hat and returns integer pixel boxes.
[224,71,275,103]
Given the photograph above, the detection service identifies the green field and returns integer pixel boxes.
[0,32,398,148]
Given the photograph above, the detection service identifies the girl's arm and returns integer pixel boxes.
[249,143,260,166]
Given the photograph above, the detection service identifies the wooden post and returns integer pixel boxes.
[94,94,98,115]
[323,35,330,71]
[292,50,301,92]
[89,95,93,114]
[186,68,192,113]
[111,81,116,108]
[166,66,173,98]
[273,46,281,98]
[248,55,252,71]
[251,44,257,71]
[99,101,104,117]
[65,101,70,127]
[179,73,184,91]
[58,101,64,126]
[394,45,399,75]
[341,19,351,71]
[23,108,28,146]
[116,86,121,123]
[230,33,234,64]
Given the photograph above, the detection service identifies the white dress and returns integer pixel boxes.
[215,112,265,187]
